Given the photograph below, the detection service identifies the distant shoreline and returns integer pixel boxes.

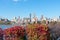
[0,24,12,25]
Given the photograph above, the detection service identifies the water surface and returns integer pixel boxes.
[0,25,12,30]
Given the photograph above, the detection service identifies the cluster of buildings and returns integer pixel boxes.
[10,14,60,25]
[0,14,60,25]
[0,18,11,24]
[11,14,38,25]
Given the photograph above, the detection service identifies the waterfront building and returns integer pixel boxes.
[17,16,20,23]
[30,13,32,22]
[13,17,17,23]
[23,17,30,24]
[31,13,38,23]
[40,15,47,21]
[51,17,58,22]
[59,16,60,19]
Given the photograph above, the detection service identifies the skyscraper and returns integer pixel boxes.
[59,16,60,19]
[30,13,31,22]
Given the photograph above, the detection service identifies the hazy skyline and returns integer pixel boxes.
[0,0,60,20]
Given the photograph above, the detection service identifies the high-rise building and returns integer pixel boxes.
[32,13,38,23]
[30,13,31,22]
[40,15,46,21]
[59,16,60,19]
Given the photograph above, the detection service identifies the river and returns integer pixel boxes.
[0,25,12,30]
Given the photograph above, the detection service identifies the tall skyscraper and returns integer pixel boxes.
[59,16,60,19]
[30,13,31,22]
[40,15,44,21]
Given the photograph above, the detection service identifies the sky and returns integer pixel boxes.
[0,0,60,20]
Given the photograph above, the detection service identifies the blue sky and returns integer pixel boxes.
[0,0,60,20]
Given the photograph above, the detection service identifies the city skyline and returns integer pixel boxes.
[0,0,60,20]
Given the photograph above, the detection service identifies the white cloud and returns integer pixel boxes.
[13,0,28,2]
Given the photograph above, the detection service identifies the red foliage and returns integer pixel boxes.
[26,24,49,40]
[4,26,25,40]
